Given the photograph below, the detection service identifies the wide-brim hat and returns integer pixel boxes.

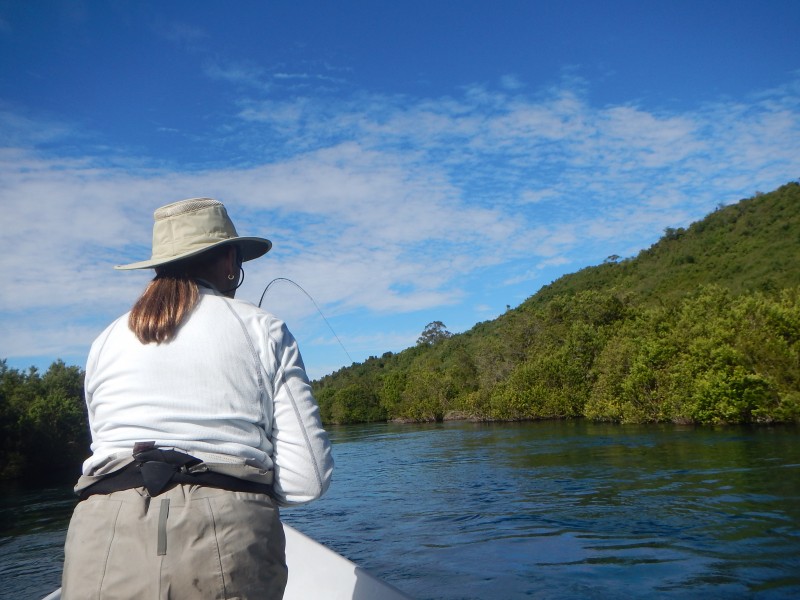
[115,197,272,270]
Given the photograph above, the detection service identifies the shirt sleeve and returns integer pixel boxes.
[268,319,334,505]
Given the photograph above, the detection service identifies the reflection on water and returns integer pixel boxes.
[3,421,800,599]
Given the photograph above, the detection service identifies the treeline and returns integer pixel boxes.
[314,183,800,426]
[314,286,799,425]
[0,359,89,479]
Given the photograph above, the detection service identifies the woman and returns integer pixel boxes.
[62,198,333,599]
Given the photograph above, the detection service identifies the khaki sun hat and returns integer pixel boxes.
[115,197,272,270]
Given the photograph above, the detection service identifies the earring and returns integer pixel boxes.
[227,273,235,280]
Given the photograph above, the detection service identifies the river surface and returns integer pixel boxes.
[1,420,799,599]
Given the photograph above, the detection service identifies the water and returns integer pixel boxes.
[0,475,77,600]
[2,421,799,599]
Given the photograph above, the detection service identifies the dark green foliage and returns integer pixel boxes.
[314,183,800,425]
[586,286,800,424]
[324,384,386,424]
[0,359,89,479]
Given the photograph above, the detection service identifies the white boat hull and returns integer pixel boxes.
[43,522,410,599]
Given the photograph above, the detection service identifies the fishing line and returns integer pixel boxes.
[258,277,354,364]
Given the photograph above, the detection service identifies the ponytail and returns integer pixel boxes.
[128,274,199,344]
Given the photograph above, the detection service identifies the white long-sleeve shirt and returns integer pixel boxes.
[82,286,333,505]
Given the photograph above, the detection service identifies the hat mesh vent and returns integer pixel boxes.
[155,198,222,220]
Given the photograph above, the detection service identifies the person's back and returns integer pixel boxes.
[62,198,333,599]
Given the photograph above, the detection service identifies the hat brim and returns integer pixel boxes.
[114,237,272,270]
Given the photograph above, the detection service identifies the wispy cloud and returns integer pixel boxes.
[204,60,271,92]
[2,76,799,374]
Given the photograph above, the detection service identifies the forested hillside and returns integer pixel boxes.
[2,182,798,479]
[313,182,800,425]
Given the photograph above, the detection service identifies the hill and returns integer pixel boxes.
[533,182,799,305]
[312,182,800,426]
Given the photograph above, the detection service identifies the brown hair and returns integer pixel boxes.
[128,245,231,344]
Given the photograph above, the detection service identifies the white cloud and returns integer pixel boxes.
[2,76,799,372]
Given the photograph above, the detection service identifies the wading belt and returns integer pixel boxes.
[79,443,273,499]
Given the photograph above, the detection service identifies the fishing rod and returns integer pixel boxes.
[258,277,354,364]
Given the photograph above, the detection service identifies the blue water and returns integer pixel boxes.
[2,420,800,599]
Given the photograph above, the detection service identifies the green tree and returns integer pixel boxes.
[417,321,452,346]
[0,359,89,479]
[328,383,385,424]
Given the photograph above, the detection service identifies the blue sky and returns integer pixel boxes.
[1,1,799,379]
